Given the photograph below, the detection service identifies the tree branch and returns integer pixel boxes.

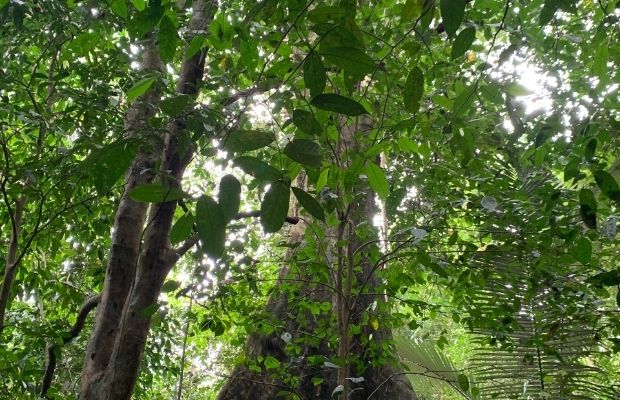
[40,294,101,398]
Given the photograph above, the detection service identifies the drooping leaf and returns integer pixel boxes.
[234,156,282,181]
[160,94,191,116]
[108,0,128,19]
[260,180,291,233]
[304,51,326,98]
[130,0,146,11]
[403,67,424,113]
[440,0,466,38]
[218,174,241,223]
[451,27,476,59]
[311,94,368,116]
[584,139,597,162]
[579,188,597,229]
[321,47,375,77]
[593,170,620,203]
[457,374,470,392]
[306,6,347,23]
[224,130,275,152]
[126,77,156,102]
[365,163,390,200]
[292,109,322,136]
[170,213,195,245]
[292,187,325,221]
[196,195,226,258]
[572,237,592,265]
[129,184,186,203]
[284,139,322,168]
[158,15,178,62]
[161,280,181,293]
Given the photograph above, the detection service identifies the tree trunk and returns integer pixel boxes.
[79,1,216,398]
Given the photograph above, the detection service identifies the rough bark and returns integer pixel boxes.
[0,196,26,333]
[79,1,216,398]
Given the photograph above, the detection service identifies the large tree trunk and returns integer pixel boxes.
[216,117,417,399]
[79,1,216,398]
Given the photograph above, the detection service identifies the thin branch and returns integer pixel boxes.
[40,294,101,398]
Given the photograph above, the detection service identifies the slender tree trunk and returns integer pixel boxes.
[0,196,26,333]
[79,1,216,398]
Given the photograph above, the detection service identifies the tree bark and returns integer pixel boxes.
[79,1,216,398]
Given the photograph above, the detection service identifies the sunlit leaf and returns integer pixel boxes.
[126,77,156,102]
[170,213,194,245]
[129,184,186,203]
[108,0,128,19]
[159,15,178,62]
[365,163,390,200]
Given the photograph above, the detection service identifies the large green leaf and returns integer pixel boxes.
[160,94,191,117]
[234,156,282,181]
[218,175,241,223]
[304,51,326,98]
[196,195,226,258]
[159,15,178,62]
[284,139,322,168]
[365,163,390,200]
[260,180,291,233]
[109,0,128,19]
[403,67,424,113]
[170,213,195,245]
[440,0,465,38]
[571,237,592,265]
[126,77,156,102]
[321,47,375,77]
[82,139,138,196]
[579,188,597,229]
[292,187,325,221]
[293,109,322,136]
[593,170,620,203]
[311,94,368,116]
[224,130,275,152]
[451,27,475,59]
[129,184,186,203]
[306,6,347,23]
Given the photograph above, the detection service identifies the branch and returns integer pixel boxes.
[40,294,101,398]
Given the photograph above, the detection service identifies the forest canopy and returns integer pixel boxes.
[0,0,619,399]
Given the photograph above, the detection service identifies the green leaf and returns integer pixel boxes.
[571,237,592,265]
[162,280,181,293]
[139,303,159,318]
[592,42,608,83]
[0,0,8,9]
[218,175,241,223]
[584,139,597,162]
[365,163,390,200]
[306,6,347,23]
[159,15,178,62]
[457,374,470,392]
[196,195,226,258]
[452,85,475,116]
[579,188,597,229]
[593,170,620,203]
[304,52,326,98]
[451,27,476,59]
[260,180,290,233]
[440,0,466,38]
[403,67,424,113]
[108,0,128,19]
[126,77,156,102]
[130,0,146,11]
[320,47,375,77]
[240,39,259,72]
[160,94,191,117]
[225,130,275,152]
[234,156,282,181]
[292,109,322,136]
[539,0,559,26]
[186,35,206,58]
[292,187,325,221]
[311,94,368,116]
[82,139,138,196]
[506,82,532,97]
[401,0,423,22]
[264,355,280,369]
[586,269,620,287]
[284,139,322,168]
[129,184,186,203]
[170,213,195,245]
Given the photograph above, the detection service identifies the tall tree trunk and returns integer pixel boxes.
[79,1,216,398]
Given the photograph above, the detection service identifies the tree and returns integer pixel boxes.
[0,0,619,399]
